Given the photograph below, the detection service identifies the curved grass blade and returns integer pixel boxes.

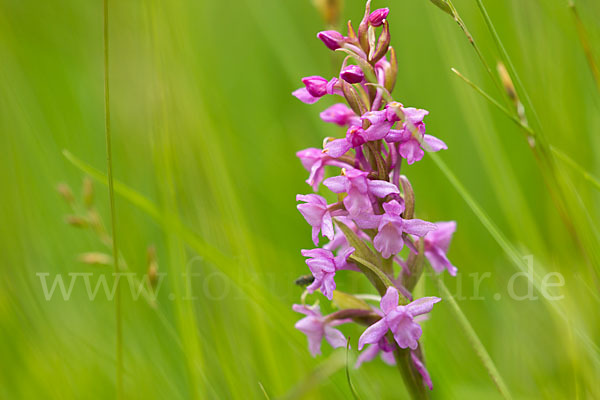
[258,382,271,400]
[435,277,512,399]
[101,0,123,395]
[346,339,361,400]
[569,1,600,92]
[451,68,600,193]
[430,152,600,363]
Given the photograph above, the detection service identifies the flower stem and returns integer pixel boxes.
[394,347,429,400]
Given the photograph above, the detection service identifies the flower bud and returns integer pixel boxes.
[317,30,345,50]
[341,79,366,116]
[399,175,415,219]
[368,8,389,27]
[387,46,398,93]
[302,76,329,97]
[340,65,364,84]
[357,0,371,52]
[320,103,356,126]
[369,20,390,63]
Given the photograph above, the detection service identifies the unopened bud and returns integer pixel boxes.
[302,76,329,97]
[317,30,345,51]
[386,46,398,93]
[57,183,74,204]
[82,177,94,208]
[370,20,390,63]
[357,0,372,52]
[368,8,389,27]
[340,65,364,84]
[341,79,366,116]
[399,175,415,219]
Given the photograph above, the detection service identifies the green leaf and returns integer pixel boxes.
[332,291,371,311]
[335,219,389,296]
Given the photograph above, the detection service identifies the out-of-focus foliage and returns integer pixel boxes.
[1,0,599,398]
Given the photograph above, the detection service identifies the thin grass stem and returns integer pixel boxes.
[451,68,600,192]
[102,1,123,396]
[434,277,512,399]
[569,1,600,92]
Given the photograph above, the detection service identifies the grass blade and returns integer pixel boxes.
[569,1,600,92]
[101,0,123,396]
[434,277,512,399]
[451,68,600,192]
[345,339,361,400]
[429,152,600,362]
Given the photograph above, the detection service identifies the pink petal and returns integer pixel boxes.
[321,273,337,300]
[353,213,381,229]
[323,175,348,193]
[374,223,404,258]
[406,296,441,317]
[355,345,380,368]
[425,247,457,276]
[381,350,396,365]
[324,138,352,158]
[297,202,326,226]
[292,87,320,104]
[296,148,321,170]
[402,107,428,125]
[295,317,325,356]
[411,352,433,390]
[402,219,437,237]
[365,120,394,141]
[307,161,325,191]
[292,304,320,317]
[324,326,347,348]
[393,318,422,350]
[380,286,399,314]
[423,134,447,152]
[382,199,404,216]
[301,248,332,259]
[334,246,355,267]
[368,180,400,198]
[399,139,424,165]
[343,190,372,217]
[358,319,389,350]
[426,221,456,252]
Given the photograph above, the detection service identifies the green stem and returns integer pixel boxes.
[102,0,123,397]
[394,347,429,400]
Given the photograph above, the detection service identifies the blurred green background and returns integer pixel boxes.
[1,0,599,398]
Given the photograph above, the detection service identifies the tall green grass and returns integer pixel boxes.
[0,0,599,398]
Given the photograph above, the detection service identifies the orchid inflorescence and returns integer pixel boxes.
[292,1,458,393]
